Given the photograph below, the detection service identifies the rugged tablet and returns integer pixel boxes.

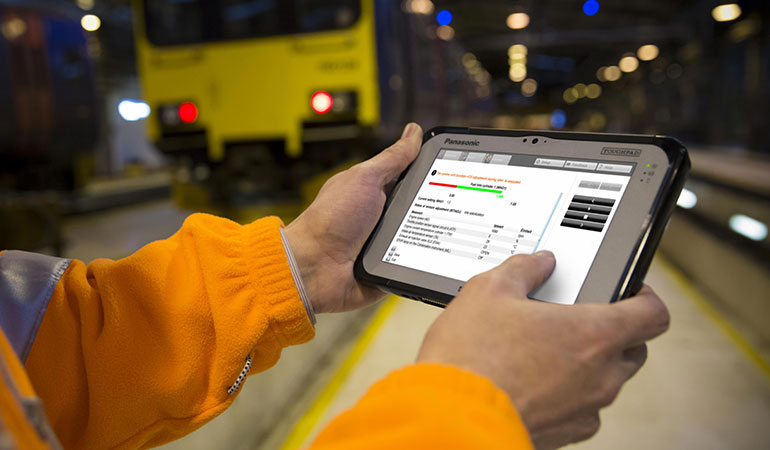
[355,127,690,306]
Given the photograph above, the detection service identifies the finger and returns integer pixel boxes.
[364,123,423,185]
[609,286,670,347]
[490,251,556,297]
[618,344,648,380]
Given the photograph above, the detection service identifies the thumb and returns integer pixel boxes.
[492,251,557,297]
[365,123,423,185]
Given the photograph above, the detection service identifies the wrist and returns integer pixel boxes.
[284,220,323,314]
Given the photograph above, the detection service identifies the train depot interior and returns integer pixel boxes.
[1,0,768,449]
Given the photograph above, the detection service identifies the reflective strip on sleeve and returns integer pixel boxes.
[0,251,71,363]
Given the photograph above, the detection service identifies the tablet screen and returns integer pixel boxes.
[382,148,636,304]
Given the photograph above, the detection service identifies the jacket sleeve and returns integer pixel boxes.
[23,214,315,450]
[310,364,534,450]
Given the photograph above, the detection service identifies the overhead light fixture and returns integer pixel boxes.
[562,88,578,104]
[619,54,639,73]
[509,64,527,82]
[676,188,697,209]
[508,44,527,59]
[436,25,455,40]
[729,214,767,241]
[462,53,477,68]
[637,44,659,61]
[404,0,434,15]
[585,83,602,99]
[521,78,538,97]
[1,17,26,40]
[573,83,586,99]
[596,66,607,82]
[589,112,606,130]
[80,14,101,32]
[76,0,94,10]
[712,3,741,22]
[604,65,621,81]
[506,13,530,30]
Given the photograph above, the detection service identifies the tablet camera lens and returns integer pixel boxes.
[532,138,539,144]
[523,138,527,143]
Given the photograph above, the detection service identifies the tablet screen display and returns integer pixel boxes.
[382,148,636,304]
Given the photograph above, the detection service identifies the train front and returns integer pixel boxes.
[133,0,379,204]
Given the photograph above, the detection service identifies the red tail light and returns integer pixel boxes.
[178,102,198,123]
[311,91,333,114]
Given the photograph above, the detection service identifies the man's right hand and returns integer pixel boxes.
[417,251,670,450]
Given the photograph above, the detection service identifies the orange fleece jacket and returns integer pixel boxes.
[20,213,532,449]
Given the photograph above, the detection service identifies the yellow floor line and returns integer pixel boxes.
[660,258,770,382]
[280,296,401,450]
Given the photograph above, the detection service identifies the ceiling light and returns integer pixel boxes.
[604,65,621,81]
[729,214,767,241]
[506,13,530,30]
[1,17,26,40]
[712,4,741,22]
[585,83,602,99]
[521,78,538,97]
[436,25,455,40]
[596,66,607,82]
[76,0,94,10]
[80,14,101,32]
[563,88,578,104]
[574,83,586,98]
[509,64,527,82]
[404,0,434,15]
[637,44,659,61]
[508,44,527,59]
[676,188,697,209]
[462,53,477,68]
[619,55,639,73]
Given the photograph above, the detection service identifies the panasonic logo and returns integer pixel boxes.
[444,138,480,146]
[601,147,642,157]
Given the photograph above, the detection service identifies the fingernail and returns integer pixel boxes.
[401,123,418,139]
[535,250,554,259]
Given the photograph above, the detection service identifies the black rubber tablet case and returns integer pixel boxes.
[354,127,691,307]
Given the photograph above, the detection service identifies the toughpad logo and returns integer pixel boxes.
[444,138,480,146]
[601,147,641,157]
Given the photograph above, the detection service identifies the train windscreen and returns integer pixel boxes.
[143,0,361,46]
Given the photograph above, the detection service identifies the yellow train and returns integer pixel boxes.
[132,0,491,204]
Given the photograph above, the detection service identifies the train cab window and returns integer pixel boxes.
[295,0,361,33]
[142,0,361,46]
[220,0,284,40]
[143,0,205,46]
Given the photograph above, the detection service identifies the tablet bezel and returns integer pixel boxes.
[355,127,690,306]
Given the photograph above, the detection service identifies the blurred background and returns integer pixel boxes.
[1,0,768,449]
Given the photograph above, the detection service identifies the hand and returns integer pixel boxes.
[417,252,670,449]
[285,123,423,313]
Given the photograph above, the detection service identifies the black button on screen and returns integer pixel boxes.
[561,218,604,232]
[568,202,612,215]
[565,211,608,223]
[572,195,615,207]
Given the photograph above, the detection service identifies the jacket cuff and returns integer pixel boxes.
[242,217,315,348]
[372,363,533,445]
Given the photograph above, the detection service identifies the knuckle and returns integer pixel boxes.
[593,381,621,407]
[598,383,620,406]
[575,415,601,441]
